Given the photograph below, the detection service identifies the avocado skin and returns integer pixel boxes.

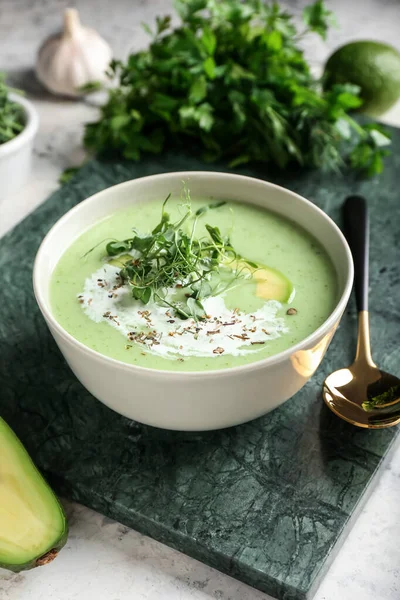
[324,41,400,117]
[1,531,68,573]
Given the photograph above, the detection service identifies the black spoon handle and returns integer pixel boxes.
[342,195,369,312]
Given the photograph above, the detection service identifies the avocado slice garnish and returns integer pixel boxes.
[250,263,293,303]
[223,257,294,303]
[0,418,68,572]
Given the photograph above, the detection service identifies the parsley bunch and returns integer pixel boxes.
[0,74,25,145]
[84,0,391,176]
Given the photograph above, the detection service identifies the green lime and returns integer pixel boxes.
[324,41,400,117]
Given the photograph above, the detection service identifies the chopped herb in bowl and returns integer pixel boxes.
[0,74,25,145]
[0,74,38,197]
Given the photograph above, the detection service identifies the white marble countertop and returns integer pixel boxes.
[1,1,400,599]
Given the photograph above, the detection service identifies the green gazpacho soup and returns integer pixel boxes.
[50,195,337,372]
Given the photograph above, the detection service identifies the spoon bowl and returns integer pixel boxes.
[323,196,400,429]
[323,365,400,429]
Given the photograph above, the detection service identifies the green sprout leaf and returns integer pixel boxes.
[106,240,132,256]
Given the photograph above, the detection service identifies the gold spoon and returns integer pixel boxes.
[323,195,400,429]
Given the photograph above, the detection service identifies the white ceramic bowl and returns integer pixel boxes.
[0,93,38,199]
[33,172,353,431]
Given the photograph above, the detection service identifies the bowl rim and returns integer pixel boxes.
[33,171,354,379]
[0,93,39,157]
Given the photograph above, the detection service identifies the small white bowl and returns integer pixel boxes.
[0,93,39,199]
[33,172,353,431]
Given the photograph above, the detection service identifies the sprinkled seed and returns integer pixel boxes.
[287,308,298,315]
[213,347,225,354]
[251,341,265,345]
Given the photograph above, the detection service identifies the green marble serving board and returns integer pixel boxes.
[1,129,400,600]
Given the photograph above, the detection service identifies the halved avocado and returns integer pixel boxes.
[0,418,68,572]
[229,258,293,303]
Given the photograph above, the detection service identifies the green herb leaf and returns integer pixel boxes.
[362,385,400,412]
[189,77,207,104]
[186,297,207,319]
[106,240,132,256]
[195,200,226,216]
[205,224,223,245]
[156,15,171,36]
[203,57,216,79]
[349,123,392,177]
[59,166,80,185]
[139,286,152,304]
[77,81,103,94]
[141,22,153,36]
[201,27,217,55]
[302,0,336,39]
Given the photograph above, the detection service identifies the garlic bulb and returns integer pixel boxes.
[36,8,112,97]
